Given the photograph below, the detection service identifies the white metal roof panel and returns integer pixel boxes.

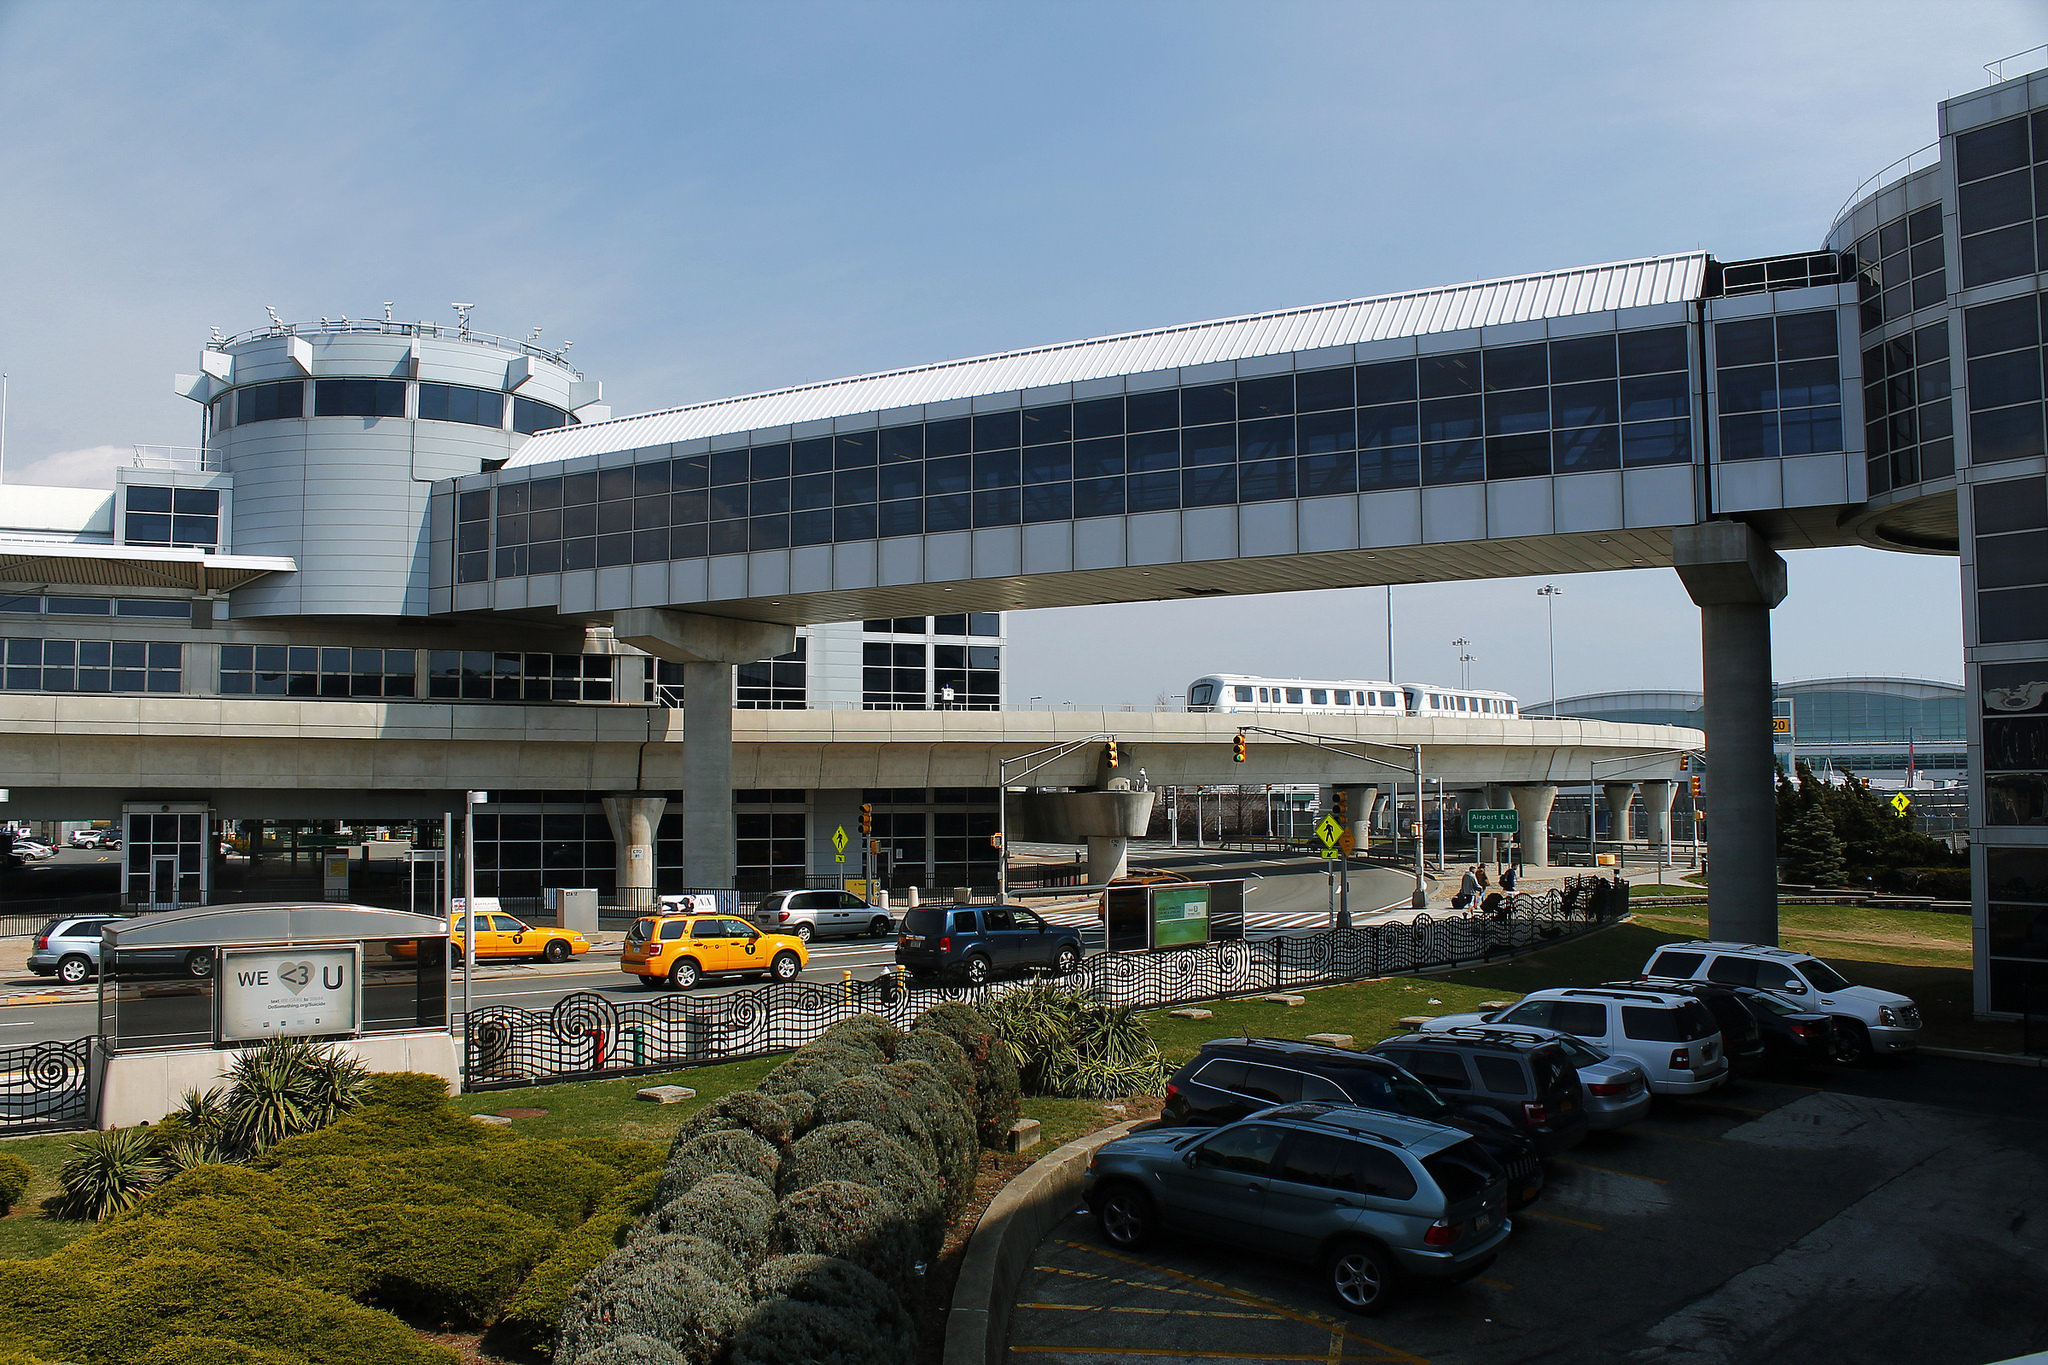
[509,251,1707,467]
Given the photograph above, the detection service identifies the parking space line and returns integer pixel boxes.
[1018,1303,1282,1322]
[1558,1159,1669,1184]
[1636,1126,1726,1146]
[1010,1350,1399,1361]
[1061,1243,1430,1365]
[1040,1264,1242,1305]
[1520,1209,1606,1231]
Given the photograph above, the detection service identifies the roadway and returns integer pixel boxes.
[0,857,1417,1048]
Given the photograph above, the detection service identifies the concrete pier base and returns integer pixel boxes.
[1509,785,1559,866]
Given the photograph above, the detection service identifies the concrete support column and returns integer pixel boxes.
[1675,522,1788,946]
[1509,785,1559,867]
[1086,836,1130,885]
[1604,783,1636,845]
[613,608,797,892]
[1640,782,1676,850]
[602,794,667,908]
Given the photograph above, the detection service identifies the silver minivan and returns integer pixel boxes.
[749,889,892,942]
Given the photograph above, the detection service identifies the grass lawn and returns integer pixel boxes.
[0,1131,94,1260]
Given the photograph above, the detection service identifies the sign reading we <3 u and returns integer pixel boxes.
[218,946,361,1042]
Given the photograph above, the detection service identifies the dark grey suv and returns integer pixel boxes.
[1084,1102,1511,1313]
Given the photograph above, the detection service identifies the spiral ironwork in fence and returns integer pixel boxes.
[0,1038,92,1133]
[464,877,1627,1088]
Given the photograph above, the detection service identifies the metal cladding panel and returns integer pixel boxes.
[509,252,1708,467]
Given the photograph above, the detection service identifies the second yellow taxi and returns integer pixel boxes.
[621,912,807,989]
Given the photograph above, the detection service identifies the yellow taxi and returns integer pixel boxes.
[621,912,807,990]
[390,911,592,965]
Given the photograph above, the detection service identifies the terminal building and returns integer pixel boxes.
[5,65,2048,1014]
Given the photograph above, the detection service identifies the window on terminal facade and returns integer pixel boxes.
[736,639,807,709]
[456,488,491,583]
[425,649,613,702]
[512,396,571,435]
[863,641,928,709]
[1853,205,1946,334]
[1862,320,1954,492]
[1963,296,2047,466]
[124,486,220,550]
[2,639,179,693]
[1713,311,1843,460]
[313,379,406,419]
[419,383,506,429]
[1952,111,2048,289]
[933,644,1000,709]
[219,645,417,698]
[232,380,304,426]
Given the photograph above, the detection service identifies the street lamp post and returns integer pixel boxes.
[1536,585,1562,715]
[1452,638,1471,689]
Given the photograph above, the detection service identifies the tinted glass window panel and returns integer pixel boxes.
[1912,270,1948,311]
[1972,405,2048,463]
[1554,424,1621,472]
[1776,311,1837,361]
[1970,350,2044,409]
[1073,477,1125,518]
[1295,367,1353,412]
[1021,483,1071,523]
[1878,217,1910,257]
[836,468,878,504]
[1962,223,2036,288]
[972,488,1019,526]
[1956,116,2031,183]
[1356,359,1418,405]
[1125,389,1179,432]
[1483,342,1547,391]
[1419,352,1480,397]
[1126,429,1179,471]
[1073,396,1124,439]
[1977,531,2048,589]
[1718,364,1778,414]
[1238,416,1295,461]
[924,493,971,532]
[1715,319,1775,368]
[1973,477,2048,535]
[879,461,923,501]
[1359,445,1419,490]
[1619,327,1689,376]
[511,397,567,433]
[1183,464,1238,506]
[1237,459,1293,501]
[599,467,635,502]
[748,444,789,481]
[1779,406,1842,456]
[1967,298,2039,356]
[1022,405,1071,444]
[880,426,922,462]
[1073,436,1124,479]
[972,450,1020,489]
[1621,419,1691,467]
[125,512,171,544]
[1420,396,1482,443]
[1620,372,1688,422]
[1359,403,1420,449]
[315,378,406,418]
[1298,452,1357,496]
[1421,440,1484,485]
[1127,471,1179,512]
[1778,358,1841,408]
[835,430,879,467]
[1237,375,1293,418]
[1549,334,1618,384]
[924,418,970,459]
[1181,383,1235,425]
[878,499,922,537]
[1183,424,1236,466]
[707,487,747,521]
[418,383,504,427]
[128,485,174,514]
[1719,411,1779,461]
[1981,585,2048,643]
[1485,387,1549,436]
[788,511,830,547]
[670,457,708,492]
[834,504,877,540]
[748,482,790,516]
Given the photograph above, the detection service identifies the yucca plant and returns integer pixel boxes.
[160,1136,234,1175]
[979,981,1168,1100]
[56,1126,167,1221]
[219,1037,371,1152]
[167,1084,232,1141]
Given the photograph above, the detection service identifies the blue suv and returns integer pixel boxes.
[894,904,1083,984]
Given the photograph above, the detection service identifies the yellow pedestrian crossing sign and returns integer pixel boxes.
[1890,792,1911,815]
[1315,815,1343,859]
[832,825,849,863]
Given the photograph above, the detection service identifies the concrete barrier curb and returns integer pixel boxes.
[1921,1045,2047,1069]
[943,1118,1144,1365]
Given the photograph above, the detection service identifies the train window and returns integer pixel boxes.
[1190,683,1216,707]
[1286,688,1304,704]
[1310,689,1328,705]
[1334,690,1351,705]
[1507,702,1517,715]
[1234,686,1254,702]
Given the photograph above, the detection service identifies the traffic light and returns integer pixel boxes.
[869,839,883,857]
[1679,753,1690,771]
[988,832,1004,851]
[1333,789,1348,818]
[859,803,873,836]
[1106,740,1119,768]
[1232,731,1248,763]
[1690,775,1702,799]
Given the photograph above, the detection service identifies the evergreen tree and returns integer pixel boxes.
[1780,802,1848,886]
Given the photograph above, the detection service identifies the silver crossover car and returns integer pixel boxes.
[1084,1102,1511,1313]
[1418,1023,1652,1130]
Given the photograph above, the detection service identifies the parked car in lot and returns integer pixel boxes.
[1160,1038,1543,1207]
[1365,1029,1590,1154]
[1085,1102,1512,1314]
[28,916,120,984]
[8,839,55,862]
[68,829,116,849]
[1731,987,1840,1068]
[622,912,807,989]
[390,912,591,965]
[750,888,892,942]
[1427,985,1729,1095]
[1601,979,1768,1074]
[894,903,1083,984]
[1640,940,1921,1063]
[1411,1024,1653,1130]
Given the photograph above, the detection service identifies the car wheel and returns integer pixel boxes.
[868,916,892,937]
[56,956,91,986]
[668,958,701,990]
[1326,1239,1398,1314]
[793,923,814,943]
[963,955,992,986]
[185,950,215,980]
[541,939,571,964]
[1833,1019,1871,1065]
[770,950,803,982]
[1093,1183,1155,1250]
[1054,944,1081,975]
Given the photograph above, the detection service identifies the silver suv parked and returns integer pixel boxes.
[1084,1102,1511,1313]
[1427,986,1728,1095]
[1641,940,1921,1063]
[28,916,120,984]
[749,889,892,942]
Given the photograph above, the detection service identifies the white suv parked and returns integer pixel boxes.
[1427,986,1729,1095]
[749,889,892,942]
[1642,940,1921,1063]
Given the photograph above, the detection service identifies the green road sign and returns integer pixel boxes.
[1465,809,1520,835]
[831,825,849,853]
[1314,815,1343,848]
[1890,792,1912,815]
[1152,885,1211,947]
[1320,848,1341,860]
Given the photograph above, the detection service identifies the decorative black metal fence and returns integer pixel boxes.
[0,1037,92,1133]
[465,877,1628,1088]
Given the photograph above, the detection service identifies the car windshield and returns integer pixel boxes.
[902,909,946,936]
[1381,1067,1452,1119]
[1748,991,1804,1017]
[1795,958,1851,992]
[628,918,654,942]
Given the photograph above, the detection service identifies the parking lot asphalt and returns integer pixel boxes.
[1007,1056,2048,1365]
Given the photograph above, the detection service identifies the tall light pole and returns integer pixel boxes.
[1386,586,1396,680]
[1453,638,1473,688]
[1536,585,1562,715]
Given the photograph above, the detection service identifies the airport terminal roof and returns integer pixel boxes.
[508,251,1708,467]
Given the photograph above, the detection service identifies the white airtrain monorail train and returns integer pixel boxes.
[1185,674,1522,719]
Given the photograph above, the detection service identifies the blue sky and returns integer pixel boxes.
[0,1,2038,705]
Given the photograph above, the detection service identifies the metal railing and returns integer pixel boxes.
[1830,141,1941,237]
[1986,45,2048,86]
[0,1039,91,1133]
[214,316,582,376]
[130,445,220,473]
[462,877,1627,1088]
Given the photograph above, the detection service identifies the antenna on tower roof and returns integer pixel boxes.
[528,326,543,341]
[383,302,394,322]
[264,306,283,331]
[210,326,224,344]
[451,302,476,336]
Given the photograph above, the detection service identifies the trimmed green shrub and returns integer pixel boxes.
[255,1095,510,1163]
[0,1150,31,1213]
[772,1180,921,1302]
[729,1255,913,1365]
[896,1028,975,1111]
[674,1089,793,1149]
[555,1235,746,1365]
[814,1014,903,1061]
[577,1335,686,1365]
[556,1136,666,1184]
[911,1002,1021,1146]
[358,1071,450,1111]
[494,1169,662,1357]
[647,1172,774,1265]
[135,1336,302,1365]
[778,1120,939,1252]
[766,1087,817,1133]
[812,1062,974,1216]
[759,1048,864,1106]
[655,1128,778,1208]
[279,1139,622,1228]
[345,1198,561,1324]
[56,1125,167,1220]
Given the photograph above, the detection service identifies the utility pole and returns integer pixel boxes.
[1537,585,1562,714]
[1453,638,1471,688]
